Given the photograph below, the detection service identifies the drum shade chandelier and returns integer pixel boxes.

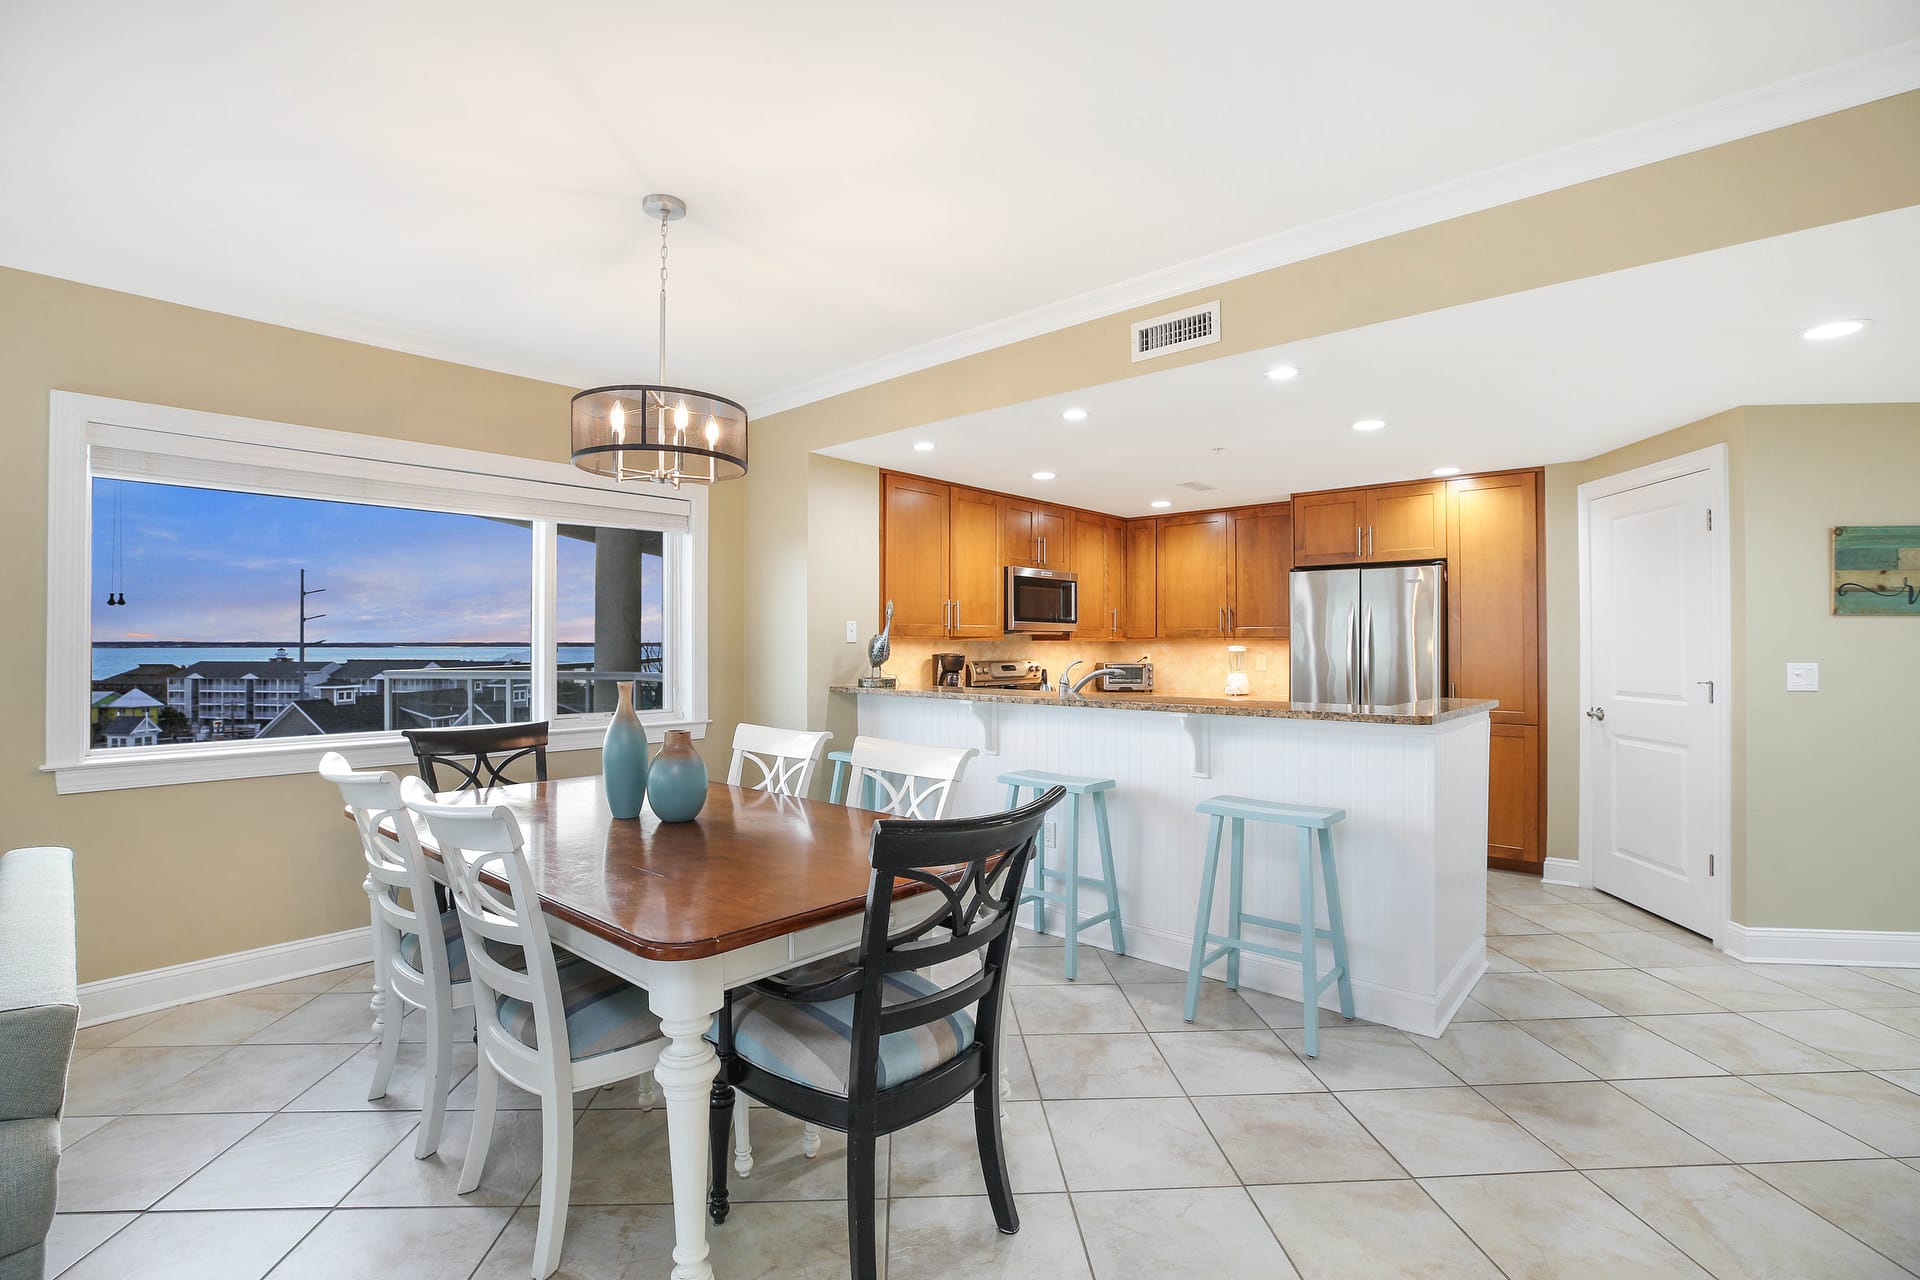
[571,194,748,486]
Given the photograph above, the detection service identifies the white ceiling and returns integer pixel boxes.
[2,2,1917,412]
[821,205,1920,516]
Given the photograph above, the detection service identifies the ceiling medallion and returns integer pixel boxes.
[571,194,748,486]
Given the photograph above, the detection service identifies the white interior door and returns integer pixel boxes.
[1586,467,1720,936]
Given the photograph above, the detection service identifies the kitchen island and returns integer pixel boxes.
[831,685,1496,1036]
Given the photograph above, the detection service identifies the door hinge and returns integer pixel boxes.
[1709,854,1716,876]
[1705,508,1713,531]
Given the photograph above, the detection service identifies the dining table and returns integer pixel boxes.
[361,773,978,1280]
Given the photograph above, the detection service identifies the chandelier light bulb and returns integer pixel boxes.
[674,400,689,431]
[609,401,626,439]
[706,417,720,446]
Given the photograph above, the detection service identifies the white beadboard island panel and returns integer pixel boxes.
[840,690,1491,1037]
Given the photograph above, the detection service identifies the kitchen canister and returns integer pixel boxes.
[647,728,709,822]
[601,680,650,819]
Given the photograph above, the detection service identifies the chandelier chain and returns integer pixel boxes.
[656,208,670,384]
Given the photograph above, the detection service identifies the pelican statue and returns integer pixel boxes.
[867,600,895,675]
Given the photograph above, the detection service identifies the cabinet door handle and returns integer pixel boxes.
[954,600,961,630]
[1367,525,1374,558]
[1356,526,1363,557]
[1111,606,1118,633]
[1227,605,1235,632]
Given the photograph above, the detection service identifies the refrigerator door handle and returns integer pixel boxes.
[1361,608,1373,704]
[1346,606,1359,704]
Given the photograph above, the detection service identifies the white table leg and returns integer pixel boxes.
[647,958,725,1280]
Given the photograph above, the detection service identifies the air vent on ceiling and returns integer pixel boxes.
[1176,480,1218,492]
[1130,300,1220,362]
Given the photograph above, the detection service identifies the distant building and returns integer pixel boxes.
[101,713,161,749]
[257,697,388,738]
[96,661,184,703]
[167,656,332,739]
[91,688,169,741]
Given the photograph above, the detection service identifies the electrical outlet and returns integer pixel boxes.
[1043,820,1058,849]
[1786,662,1819,692]
[845,620,858,644]
[1254,652,1268,671]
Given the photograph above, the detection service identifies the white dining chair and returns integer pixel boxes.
[407,788,667,1280]
[726,723,832,797]
[847,735,978,818]
[322,752,472,1159]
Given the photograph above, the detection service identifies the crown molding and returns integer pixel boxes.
[748,41,1920,418]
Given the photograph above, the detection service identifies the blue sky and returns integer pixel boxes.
[91,479,660,643]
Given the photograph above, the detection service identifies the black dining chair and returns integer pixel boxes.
[403,722,550,793]
[705,785,1061,1280]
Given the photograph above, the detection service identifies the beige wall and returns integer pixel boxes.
[0,267,745,983]
[1544,405,1919,932]
[1737,406,1919,930]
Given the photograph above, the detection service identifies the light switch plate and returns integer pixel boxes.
[1254,653,1268,671]
[1786,662,1819,692]
[846,620,858,644]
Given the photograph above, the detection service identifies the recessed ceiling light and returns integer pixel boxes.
[912,440,936,452]
[1432,466,1461,477]
[1265,365,1300,381]
[1352,419,1386,432]
[1031,471,1056,481]
[1150,499,1172,509]
[1801,319,1865,341]
[1061,407,1089,422]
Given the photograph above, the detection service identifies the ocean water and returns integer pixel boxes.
[93,644,597,682]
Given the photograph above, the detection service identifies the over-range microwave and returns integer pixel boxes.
[1005,565,1078,632]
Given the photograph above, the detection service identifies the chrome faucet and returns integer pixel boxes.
[1058,660,1128,700]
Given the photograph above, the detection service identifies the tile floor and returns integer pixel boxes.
[48,870,1920,1278]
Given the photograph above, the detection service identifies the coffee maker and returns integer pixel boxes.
[931,652,966,688]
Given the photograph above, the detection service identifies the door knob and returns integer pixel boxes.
[1586,706,1606,721]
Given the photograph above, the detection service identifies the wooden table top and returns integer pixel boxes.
[396,776,889,961]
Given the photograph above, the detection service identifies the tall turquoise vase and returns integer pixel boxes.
[601,681,649,820]
[647,728,708,823]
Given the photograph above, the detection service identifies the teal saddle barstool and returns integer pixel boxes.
[998,770,1125,981]
[1183,796,1354,1057]
[825,749,876,808]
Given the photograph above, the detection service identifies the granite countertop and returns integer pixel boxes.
[829,684,1497,725]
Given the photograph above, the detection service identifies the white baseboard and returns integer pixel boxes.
[78,926,374,1027]
[1023,919,1479,1039]
[1722,921,1920,968]
[1541,857,1582,887]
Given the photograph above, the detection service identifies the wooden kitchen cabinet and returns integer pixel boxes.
[1367,480,1448,561]
[1228,504,1292,637]
[1292,480,1447,565]
[948,486,1004,639]
[1446,468,1546,871]
[1157,511,1231,637]
[1072,513,1126,640]
[1487,724,1542,869]
[1447,471,1540,725]
[1293,489,1368,565]
[1123,519,1158,639]
[1002,500,1071,571]
[881,472,952,638]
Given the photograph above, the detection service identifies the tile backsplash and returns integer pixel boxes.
[887,636,1292,700]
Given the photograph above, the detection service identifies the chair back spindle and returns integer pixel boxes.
[847,735,977,820]
[726,723,833,797]
[404,721,550,793]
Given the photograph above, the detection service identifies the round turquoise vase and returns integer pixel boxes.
[647,728,708,823]
[601,681,649,820]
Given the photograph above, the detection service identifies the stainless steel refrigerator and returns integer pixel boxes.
[1289,562,1446,706]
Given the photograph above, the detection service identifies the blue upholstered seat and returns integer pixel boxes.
[398,907,468,983]
[708,971,975,1095]
[496,957,663,1061]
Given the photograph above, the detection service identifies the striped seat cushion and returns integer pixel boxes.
[709,971,975,1095]
[398,908,468,983]
[496,957,663,1061]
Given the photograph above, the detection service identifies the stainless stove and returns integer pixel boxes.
[964,659,1047,690]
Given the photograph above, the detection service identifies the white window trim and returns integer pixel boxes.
[46,391,710,793]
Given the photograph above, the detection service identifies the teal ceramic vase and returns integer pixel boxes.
[647,728,708,823]
[601,681,649,820]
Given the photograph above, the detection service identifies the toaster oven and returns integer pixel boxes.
[1098,662,1154,692]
